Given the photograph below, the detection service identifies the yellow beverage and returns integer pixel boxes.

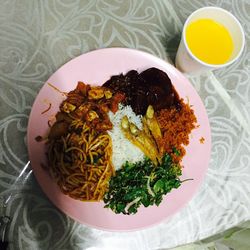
[186,18,234,64]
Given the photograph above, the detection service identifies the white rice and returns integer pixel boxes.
[108,104,144,170]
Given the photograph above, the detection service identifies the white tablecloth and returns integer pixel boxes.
[0,0,250,249]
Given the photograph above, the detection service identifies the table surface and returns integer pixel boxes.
[0,0,250,249]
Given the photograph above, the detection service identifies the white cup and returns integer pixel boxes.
[175,7,245,74]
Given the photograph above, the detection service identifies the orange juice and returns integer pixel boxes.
[186,18,234,64]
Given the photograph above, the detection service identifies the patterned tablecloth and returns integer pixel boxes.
[0,1,250,249]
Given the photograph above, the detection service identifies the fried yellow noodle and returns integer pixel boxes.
[48,123,114,201]
[46,82,125,201]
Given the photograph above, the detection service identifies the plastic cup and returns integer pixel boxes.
[175,7,245,74]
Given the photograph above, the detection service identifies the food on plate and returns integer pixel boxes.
[143,105,164,156]
[104,154,182,215]
[48,125,113,201]
[46,82,124,201]
[120,105,163,165]
[156,100,197,163]
[121,115,160,165]
[200,137,205,144]
[40,67,198,213]
[107,104,145,170]
[103,67,181,115]
[41,103,52,114]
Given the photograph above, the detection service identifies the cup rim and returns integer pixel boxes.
[183,6,245,68]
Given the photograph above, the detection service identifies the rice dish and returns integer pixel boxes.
[41,67,198,213]
[108,104,144,170]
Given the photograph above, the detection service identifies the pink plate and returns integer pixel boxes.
[27,48,211,231]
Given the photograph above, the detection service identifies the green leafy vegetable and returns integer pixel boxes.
[103,154,183,215]
[173,147,181,156]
